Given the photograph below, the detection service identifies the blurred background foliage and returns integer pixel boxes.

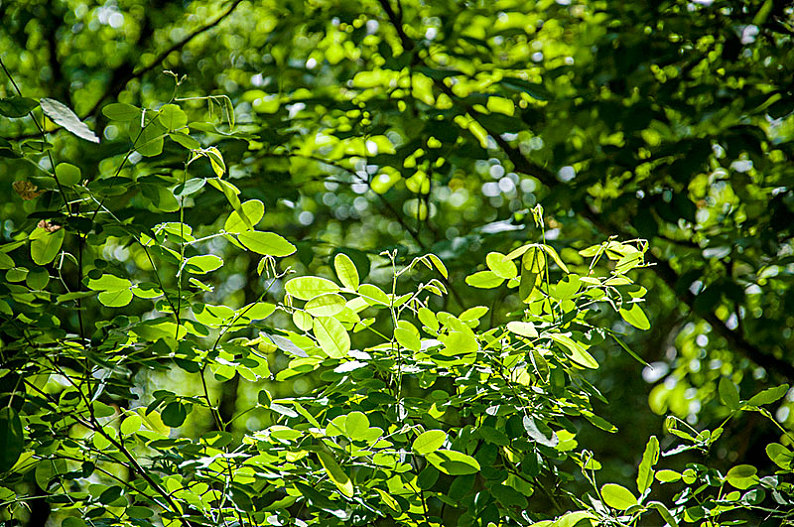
[2,0,794,514]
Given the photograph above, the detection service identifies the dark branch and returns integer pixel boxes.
[83,0,246,118]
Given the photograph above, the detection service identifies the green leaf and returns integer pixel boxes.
[102,103,140,121]
[130,115,166,156]
[542,245,570,273]
[394,320,421,352]
[648,501,679,527]
[286,276,340,301]
[507,321,538,339]
[766,443,793,470]
[374,487,400,512]
[636,436,659,494]
[0,252,13,270]
[465,270,504,289]
[412,430,447,455]
[313,316,350,358]
[344,412,370,440]
[655,469,682,483]
[726,464,758,490]
[98,289,133,307]
[615,251,643,274]
[237,231,296,257]
[317,451,354,497]
[0,407,24,472]
[0,96,38,118]
[224,199,265,233]
[358,283,389,305]
[158,104,187,130]
[334,253,359,290]
[426,449,481,475]
[170,132,200,150]
[486,252,517,279]
[185,254,224,274]
[619,303,650,330]
[120,414,143,436]
[305,294,346,317]
[40,98,99,143]
[427,253,448,279]
[98,485,123,505]
[126,506,154,519]
[550,333,599,369]
[518,269,539,302]
[601,483,638,510]
[719,377,741,411]
[87,274,132,291]
[204,146,226,176]
[55,163,81,186]
[161,402,187,427]
[746,384,789,407]
[239,302,276,320]
[30,227,65,265]
[25,267,49,290]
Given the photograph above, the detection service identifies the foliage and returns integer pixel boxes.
[2,0,794,526]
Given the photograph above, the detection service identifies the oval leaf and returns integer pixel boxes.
[305,294,346,317]
[30,227,65,265]
[412,430,447,456]
[313,316,350,358]
[465,270,504,289]
[426,449,480,475]
[317,451,353,497]
[238,231,296,257]
[225,199,265,233]
[601,483,638,510]
[286,277,340,301]
[40,98,99,143]
[619,303,650,330]
[334,253,359,290]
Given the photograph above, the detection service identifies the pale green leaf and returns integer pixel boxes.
[486,252,517,279]
[426,449,480,475]
[601,483,638,510]
[317,451,353,497]
[286,276,340,301]
[40,98,99,143]
[238,231,296,257]
[636,435,659,494]
[465,270,504,289]
[619,303,650,330]
[313,316,350,358]
[30,227,65,265]
[185,254,223,274]
[224,199,265,233]
[55,163,81,186]
[305,294,346,317]
[334,253,359,290]
[412,430,447,455]
[102,103,140,121]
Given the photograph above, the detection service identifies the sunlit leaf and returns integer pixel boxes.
[40,98,99,143]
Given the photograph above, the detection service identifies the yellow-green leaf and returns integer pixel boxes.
[313,316,350,358]
[334,253,359,290]
[317,452,353,497]
[601,483,637,510]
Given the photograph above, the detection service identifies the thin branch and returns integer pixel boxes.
[83,0,246,118]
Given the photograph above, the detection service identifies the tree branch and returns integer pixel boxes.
[83,0,245,118]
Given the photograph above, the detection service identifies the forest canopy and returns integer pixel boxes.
[1,0,794,526]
